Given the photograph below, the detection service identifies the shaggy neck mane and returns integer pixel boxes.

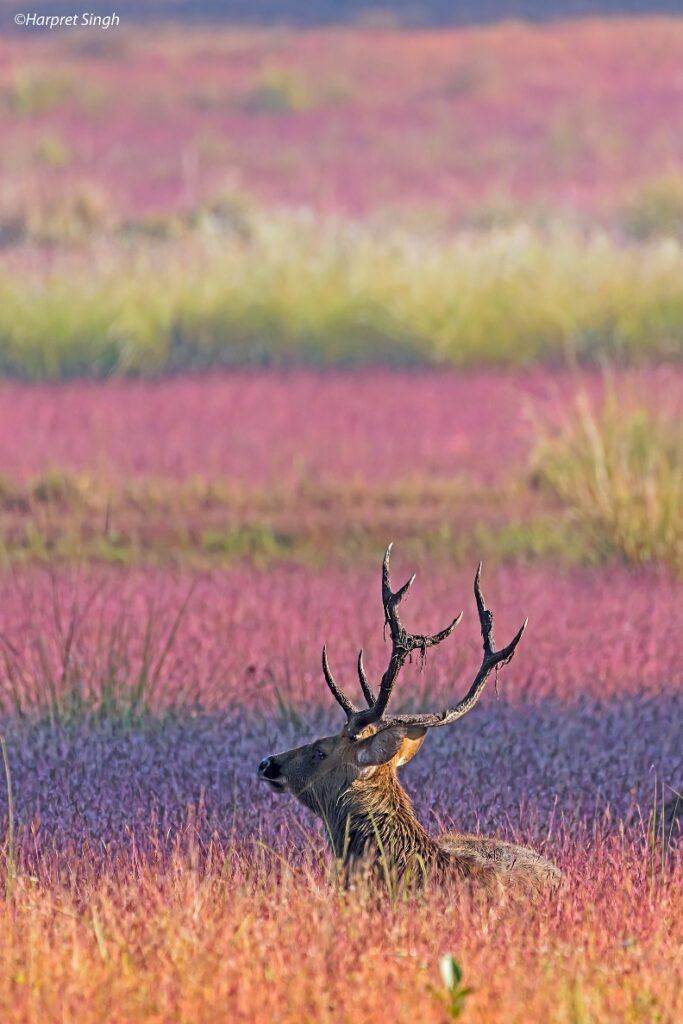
[325,768,443,876]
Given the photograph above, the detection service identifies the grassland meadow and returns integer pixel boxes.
[0,8,681,1024]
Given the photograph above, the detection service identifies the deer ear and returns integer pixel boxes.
[354,726,427,768]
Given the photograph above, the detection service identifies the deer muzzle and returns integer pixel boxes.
[257,756,287,791]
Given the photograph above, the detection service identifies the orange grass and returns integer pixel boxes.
[0,837,680,1023]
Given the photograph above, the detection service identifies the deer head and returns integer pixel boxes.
[258,545,527,839]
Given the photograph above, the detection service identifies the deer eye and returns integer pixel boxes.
[316,749,327,761]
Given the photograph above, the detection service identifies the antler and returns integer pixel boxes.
[356,650,375,708]
[321,545,527,738]
[321,544,459,722]
[369,561,527,734]
[322,643,359,718]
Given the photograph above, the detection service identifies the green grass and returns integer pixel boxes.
[242,67,315,113]
[533,387,683,571]
[32,133,73,169]
[621,174,683,243]
[2,68,78,116]
[2,214,683,377]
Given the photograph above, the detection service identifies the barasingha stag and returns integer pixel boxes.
[258,545,561,895]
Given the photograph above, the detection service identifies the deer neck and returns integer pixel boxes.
[329,768,440,875]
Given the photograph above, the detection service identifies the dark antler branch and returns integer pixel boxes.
[343,544,462,736]
[357,649,375,707]
[372,543,462,719]
[321,546,526,737]
[375,562,527,732]
[322,644,358,719]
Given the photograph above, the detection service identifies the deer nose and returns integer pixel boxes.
[258,756,278,778]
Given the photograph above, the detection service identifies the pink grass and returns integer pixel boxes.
[0,562,680,860]
[0,367,681,485]
[1,561,681,712]
[3,21,683,218]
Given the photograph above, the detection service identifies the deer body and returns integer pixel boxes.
[259,547,561,895]
[343,771,560,893]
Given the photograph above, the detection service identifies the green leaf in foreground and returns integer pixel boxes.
[439,954,473,1019]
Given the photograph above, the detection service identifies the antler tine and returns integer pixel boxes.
[322,644,358,719]
[377,564,527,732]
[474,562,495,656]
[357,649,376,707]
[382,541,415,609]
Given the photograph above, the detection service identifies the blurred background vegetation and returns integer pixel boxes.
[0,8,682,574]
[2,17,683,376]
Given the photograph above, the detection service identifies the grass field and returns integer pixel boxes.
[1,15,682,1024]
[0,368,680,570]
[0,559,681,1022]
[2,20,683,374]
[2,20,683,220]
[0,837,678,1023]
[4,220,683,376]
[1,369,682,1022]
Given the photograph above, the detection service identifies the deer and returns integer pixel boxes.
[258,545,562,895]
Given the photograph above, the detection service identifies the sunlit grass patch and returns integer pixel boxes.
[532,386,683,572]
[2,215,683,376]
